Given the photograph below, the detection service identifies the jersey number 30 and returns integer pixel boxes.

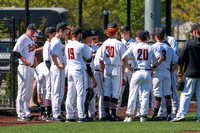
[106,46,114,58]
[68,48,74,59]
[137,49,148,60]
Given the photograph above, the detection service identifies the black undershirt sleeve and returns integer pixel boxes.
[13,51,22,58]
[86,64,93,77]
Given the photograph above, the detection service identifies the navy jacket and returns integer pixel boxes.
[178,36,200,78]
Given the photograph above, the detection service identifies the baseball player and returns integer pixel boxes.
[123,30,163,122]
[151,28,178,121]
[34,62,49,120]
[117,25,141,118]
[93,45,106,120]
[50,22,68,122]
[157,34,179,119]
[171,24,200,122]
[13,23,38,121]
[81,29,98,120]
[65,27,92,122]
[99,23,126,121]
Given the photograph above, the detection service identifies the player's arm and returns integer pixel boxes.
[121,55,133,72]
[170,63,178,74]
[13,51,31,66]
[152,56,163,70]
[52,55,65,69]
[37,80,43,105]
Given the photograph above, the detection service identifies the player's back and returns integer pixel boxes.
[152,42,178,70]
[66,41,91,71]
[129,42,155,70]
[101,38,126,66]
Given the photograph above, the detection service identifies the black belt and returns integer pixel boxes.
[134,69,151,71]
[95,69,101,71]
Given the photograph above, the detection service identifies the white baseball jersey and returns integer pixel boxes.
[151,42,178,70]
[50,37,66,65]
[124,42,161,70]
[121,37,136,49]
[65,41,92,71]
[165,36,178,53]
[13,34,36,66]
[94,46,102,70]
[100,38,126,66]
[43,40,51,62]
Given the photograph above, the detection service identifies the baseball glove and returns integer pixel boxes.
[176,76,185,91]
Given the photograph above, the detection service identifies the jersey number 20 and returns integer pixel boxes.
[137,49,148,60]
[68,48,74,59]
[106,46,114,58]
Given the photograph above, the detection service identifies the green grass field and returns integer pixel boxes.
[0,113,199,133]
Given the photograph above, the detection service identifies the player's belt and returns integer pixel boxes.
[95,69,101,71]
[134,69,151,71]
[20,64,34,68]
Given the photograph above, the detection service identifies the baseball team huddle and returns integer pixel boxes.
[13,22,200,123]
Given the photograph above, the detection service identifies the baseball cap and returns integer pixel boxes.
[34,30,43,38]
[107,23,118,29]
[56,22,69,31]
[91,30,98,36]
[120,25,130,31]
[191,24,200,33]
[134,30,146,38]
[27,23,38,33]
[144,30,150,37]
[45,26,56,34]
[153,27,165,36]
[71,27,82,34]
[82,30,95,39]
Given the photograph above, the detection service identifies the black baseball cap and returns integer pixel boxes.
[82,30,95,39]
[45,26,56,34]
[134,30,146,38]
[120,25,130,31]
[154,27,165,36]
[144,30,150,37]
[91,30,98,36]
[191,24,200,33]
[56,22,69,31]
[107,23,118,29]
[72,27,82,34]
[34,30,43,38]
[27,23,38,33]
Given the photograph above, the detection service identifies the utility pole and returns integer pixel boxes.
[25,0,29,29]
[127,0,130,27]
[145,0,161,41]
[166,0,171,36]
[79,0,82,28]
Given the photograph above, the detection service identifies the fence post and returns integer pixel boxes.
[11,17,16,108]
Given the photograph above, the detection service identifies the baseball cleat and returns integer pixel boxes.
[124,116,133,122]
[53,116,65,122]
[134,115,140,119]
[140,116,147,122]
[167,114,172,121]
[196,117,200,122]
[46,115,53,122]
[170,116,185,122]
[192,117,197,121]
[28,116,38,121]
[149,115,158,121]
[39,113,47,120]
[17,117,31,122]
[65,118,76,122]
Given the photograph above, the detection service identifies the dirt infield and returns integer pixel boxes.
[0,102,197,127]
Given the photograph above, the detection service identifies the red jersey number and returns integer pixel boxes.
[106,46,114,58]
[162,50,166,61]
[137,49,148,60]
[68,48,74,59]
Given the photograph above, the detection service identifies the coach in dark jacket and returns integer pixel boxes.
[171,24,200,122]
